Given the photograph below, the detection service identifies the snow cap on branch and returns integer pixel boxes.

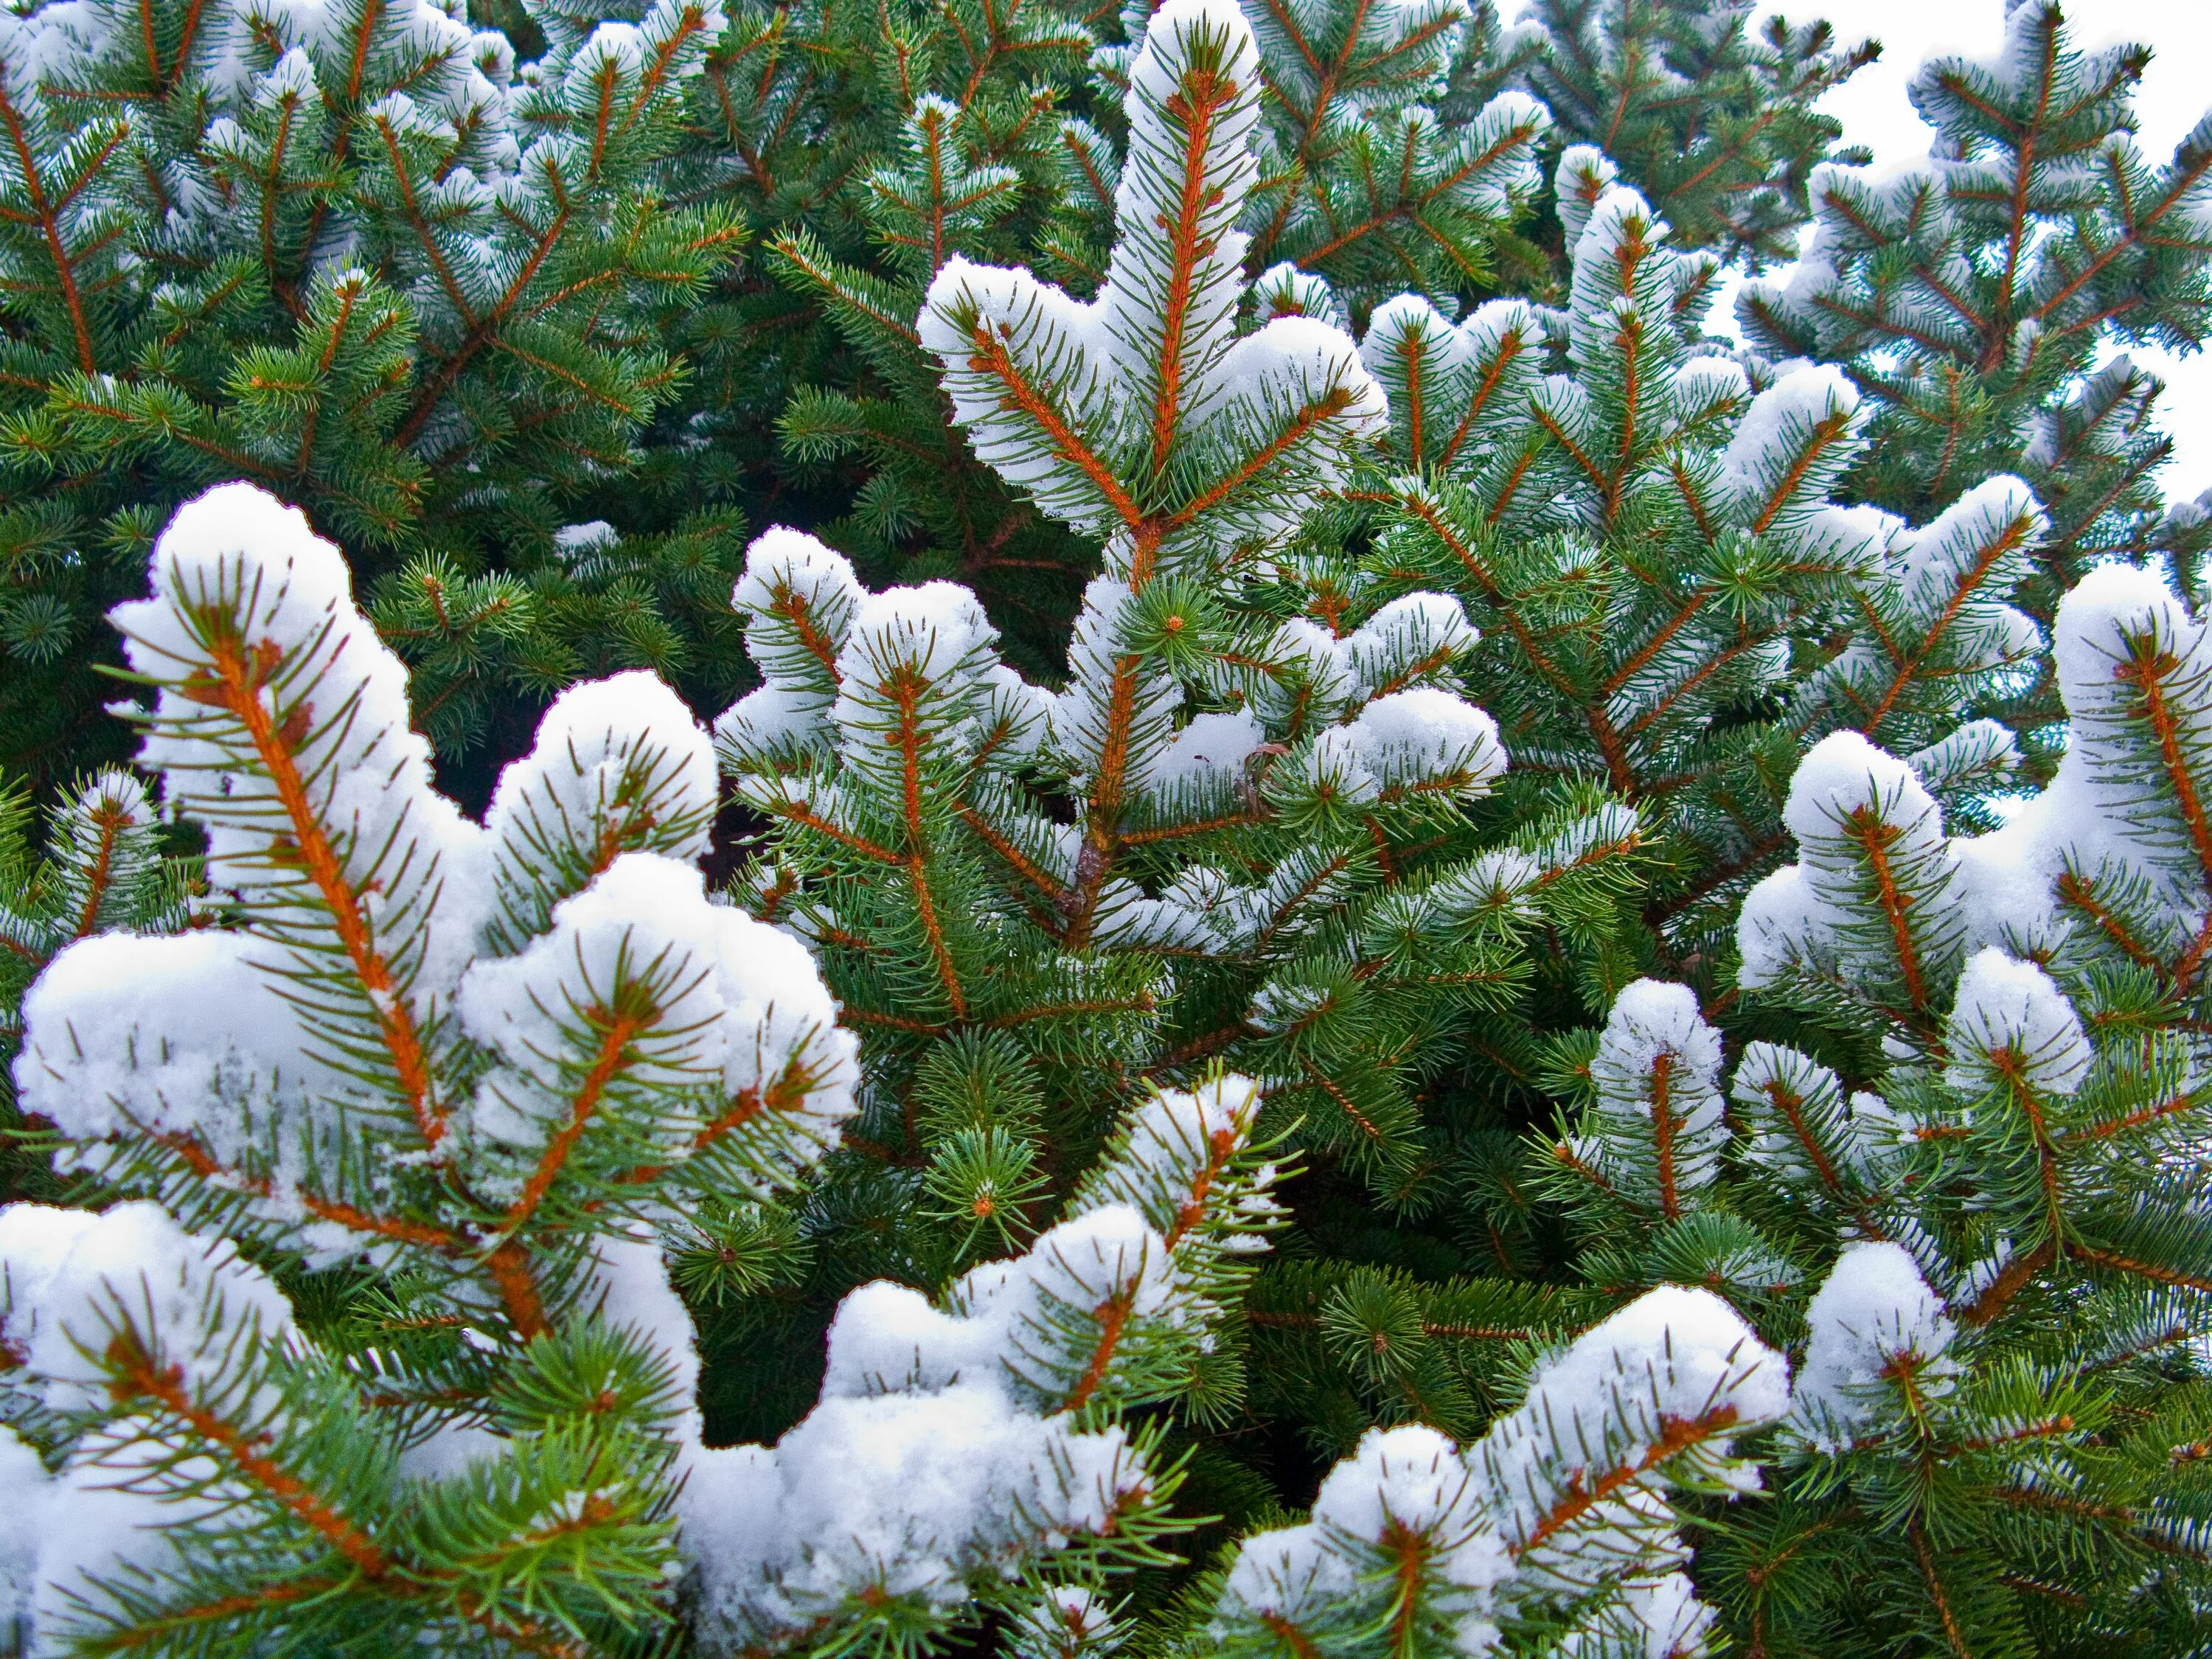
[111,481,488,999]
[1580,980,1728,1215]
[1481,1284,1785,1558]
[1949,560,2212,956]
[0,1202,293,1419]
[1739,731,1964,1013]
[455,852,858,1195]
[681,1073,1277,1651]
[1211,1283,1785,1649]
[1943,948,2091,1099]
[919,0,1385,571]
[1790,1242,1955,1454]
[483,670,720,947]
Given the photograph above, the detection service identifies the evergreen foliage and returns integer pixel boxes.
[714,0,1554,1354]
[1362,152,2046,994]
[0,0,747,783]
[1739,1,2212,771]
[1,0,1874,786]
[0,772,197,1204]
[1519,0,1875,265]
[1530,556,2212,1652]
[8,1,2212,1657]
[0,473,1786,1658]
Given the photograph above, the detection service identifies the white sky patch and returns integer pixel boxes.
[1691,1,2212,501]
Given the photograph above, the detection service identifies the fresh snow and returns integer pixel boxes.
[1790,1242,1955,1453]
[1944,948,2092,1099]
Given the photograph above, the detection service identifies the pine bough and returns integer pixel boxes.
[0,483,1778,1654]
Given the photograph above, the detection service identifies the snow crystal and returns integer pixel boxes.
[1731,1042,1899,1189]
[1459,297,1545,378]
[961,1205,1185,1401]
[1214,1282,1782,1651]
[1564,188,1672,385]
[920,257,1117,532]
[1428,847,1543,925]
[1052,577,1181,792]
[1906,718,2019,796]
[1594,981,1722,1111]
[1947,561,2212,958]
[1675,354,1750,423]
[586,1225,706,1441]
[1538,801,1642,872]
[2050,562,2202,790]
[396,1419,509,1481]
[730,527,863,689]
[1567,1572,1716,1659]
[689,1380,1140,1641]
[1088,883,1217,953]
[1074,1074,1267,1236]
[1797,501,1906,573]
[1098,0,1261,404]
[1285,726,1380,809]
[1450,90,1548,215]
[1361,293,1474,389]
[28,1435,241,1655]
[1314,1425,1506,1585]
[980,665,1056,764]
[920,0,1379,559]
[1736,865,1818,990]
[574,19,644,74]
[664,1074,1270,1649]
[733,527,860,634]
[1009,1584,1119,1654]
[1891,476,2044,630]
[1264,615,1356,716]
[680,1199,1194,1647]
[1213,1517,1358,1635]
[1218,1424,1504,1638]
[1208,313,1388,446]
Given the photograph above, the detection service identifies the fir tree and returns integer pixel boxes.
[1518,0,1875,266]
[0,773,198,1204]
[664,0,1864,668]
[0,475,1790,1657]
[0,0,745,785]
[1523,552,2212,1652]
[18,5,2212,1657]
[1363,148,2050,987]
[2,0,1876,793]
[1737,0,2212,772]
[710,0,1542,1388]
